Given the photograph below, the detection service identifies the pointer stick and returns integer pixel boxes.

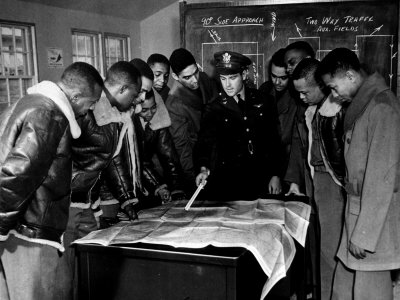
[185,181,206,211]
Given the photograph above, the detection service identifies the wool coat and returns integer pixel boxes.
[337,72,400,271]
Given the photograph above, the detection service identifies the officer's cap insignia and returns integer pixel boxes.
[222,52,231,63]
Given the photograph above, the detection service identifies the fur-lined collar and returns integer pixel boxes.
[27,81,81,138]
[149,88,171,130]
[318,94,342,117]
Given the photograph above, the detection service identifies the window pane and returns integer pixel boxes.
[0,55,3,76]
[0,23,37,116]
[77,35,85,56]
[72,35,77,55]
[22,78,32,95]
[4,53,15,76]
[2,27,13,52]
[0,79,9,104]
[86,56,94,65]
[86,36,93,56]
[105,36,127,63]
[117,40,123,57]
[109,39,117,56]
[16,53,26,75]
[9,79,21,103]
[15,28,25,52]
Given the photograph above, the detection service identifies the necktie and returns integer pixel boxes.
[237,94,245,111]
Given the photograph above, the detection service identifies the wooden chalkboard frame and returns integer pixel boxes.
[180,0,400,94]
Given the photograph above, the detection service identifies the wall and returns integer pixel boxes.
[140,2,180,60]
[0,0,141,81]
[140,0,222,59]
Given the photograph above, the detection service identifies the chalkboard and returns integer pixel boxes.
[180,0,399,92]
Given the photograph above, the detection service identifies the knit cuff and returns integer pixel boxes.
[121,198,139,209]
[154,184,168,196]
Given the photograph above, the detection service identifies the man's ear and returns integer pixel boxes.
[119,84,128,94]
[69,91,81,103]
[171,72,179,81]
[345,70,356,82]
[241,69,248,81]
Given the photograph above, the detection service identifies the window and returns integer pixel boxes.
[72,30,103,76]
[104,34,130,70]
[0,22,38,113]
[72,30,130,76]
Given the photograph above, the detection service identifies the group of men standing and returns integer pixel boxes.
[0,40,399,300]
[164,44,400,300]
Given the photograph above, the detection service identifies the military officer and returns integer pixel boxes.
[195,51,283,200]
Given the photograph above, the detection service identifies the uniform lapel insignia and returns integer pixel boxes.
[219,93,228,104]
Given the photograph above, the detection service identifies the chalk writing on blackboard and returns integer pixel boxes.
[183,1,398,91]
[295,23,303,37]
[305,15,376,33]
[201,16,264,27]
[207,29,222,43]
[271,12,277,42]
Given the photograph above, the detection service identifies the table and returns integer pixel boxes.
[75,197,313,299]
[76,243,293,300]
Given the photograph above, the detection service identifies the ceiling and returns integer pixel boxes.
[20,0,178,21]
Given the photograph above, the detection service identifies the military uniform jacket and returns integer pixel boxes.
[195,87,283,200]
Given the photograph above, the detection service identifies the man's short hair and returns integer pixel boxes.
[147,53,170,68]
[292,57,320,85]
[105,61,141,86]
[61,62,103,95]
[285,41,315,59]
[270,48,287,69]
[130,58,154,81]
[169,48,196,75]
[145,88,154,100]
[318,48,361,77]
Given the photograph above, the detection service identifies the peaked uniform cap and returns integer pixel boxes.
[214,51,251,75]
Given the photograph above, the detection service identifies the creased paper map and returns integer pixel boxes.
[74,199,310,299]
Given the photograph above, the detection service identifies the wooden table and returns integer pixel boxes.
[76,243,293,300]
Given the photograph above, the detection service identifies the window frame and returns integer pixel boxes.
[71,28,104,77]
[103,32,131,72]
[0,20,38,108]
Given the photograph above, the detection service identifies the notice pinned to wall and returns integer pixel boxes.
[47,47,64,68]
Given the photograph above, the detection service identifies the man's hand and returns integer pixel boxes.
[268,176,282,194]
[349,241,367,259]
[123,203,139,221]
[285,183,305,196]
[195,166,210,186]
[157,187,171,203]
